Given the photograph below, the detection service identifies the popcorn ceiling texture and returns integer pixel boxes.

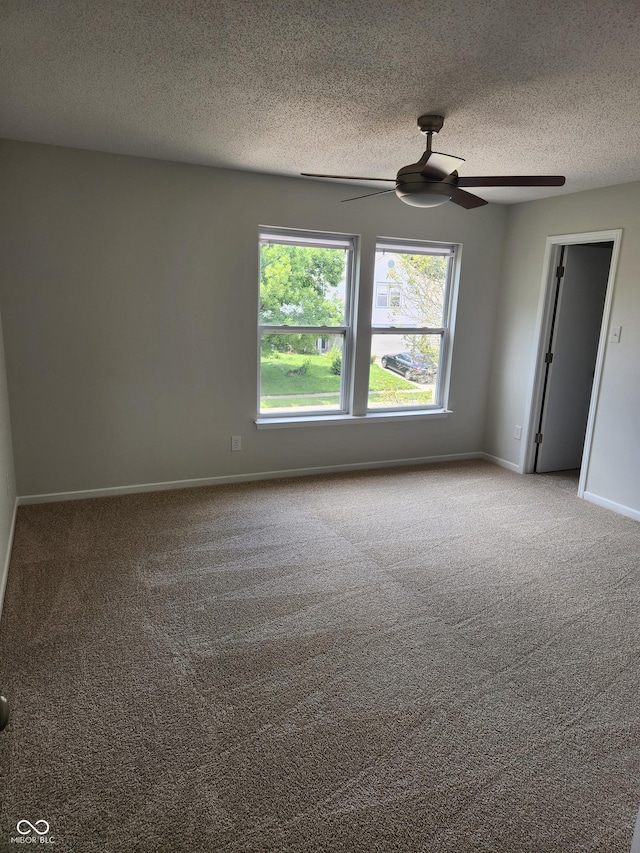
[1,0,640,203]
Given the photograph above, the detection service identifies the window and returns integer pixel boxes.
[375,283,402,309]
[258,228,458,422]
[258,229,354,416]
[389,286,401,308]
[376,283,389,308]
[369,239,456,411]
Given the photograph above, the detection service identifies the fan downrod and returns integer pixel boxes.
[417,114,444,135]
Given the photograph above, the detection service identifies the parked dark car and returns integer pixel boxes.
[380,352,436,383]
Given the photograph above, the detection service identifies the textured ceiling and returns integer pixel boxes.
[2,0,640,203]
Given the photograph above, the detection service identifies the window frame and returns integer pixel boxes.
[256,228,460,425]
[257,227,357,419]
[368,238,457,413]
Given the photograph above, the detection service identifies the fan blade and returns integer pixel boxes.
[450,187,488,209]
[420,152,465,180]
[457,176,565,187]
[301,172,395,182]
[342,189,396,203]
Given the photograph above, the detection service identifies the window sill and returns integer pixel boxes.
[255,409,452,429]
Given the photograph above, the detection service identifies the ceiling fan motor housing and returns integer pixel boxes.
[395,165,457,207]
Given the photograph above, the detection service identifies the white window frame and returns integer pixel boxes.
[368,238,457,413]
[257,227,356,418]
[256,229,460,427]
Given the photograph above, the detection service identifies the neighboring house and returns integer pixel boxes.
[372,253,412,327]
[371,252,418,360]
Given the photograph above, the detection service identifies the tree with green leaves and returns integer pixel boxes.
[260,245,346,325]
[260,244,347,354]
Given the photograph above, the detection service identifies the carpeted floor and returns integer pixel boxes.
[0,459,639,852]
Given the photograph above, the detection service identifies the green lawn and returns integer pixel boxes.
[261,352,342,395]
[368,388,432,407]
[262,394,342,409]
[260,351,433,409]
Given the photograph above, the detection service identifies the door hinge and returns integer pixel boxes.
[544,352,554,364]
[556,265,565,278]
[535,433,543,444]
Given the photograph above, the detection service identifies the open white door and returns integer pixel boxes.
[535,245,611,473]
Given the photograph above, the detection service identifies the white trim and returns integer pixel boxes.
[583,491,640,523]
[259,325,349,334]
[259,226,355,250]
[256,409,452,428]
[521,230,623,493]
[368,326,445,334]
[0,498,18,621]
[479,452,522,473]
[376,239,455,255]
[17,452,483,506]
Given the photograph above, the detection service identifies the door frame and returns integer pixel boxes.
[521,229,623,497]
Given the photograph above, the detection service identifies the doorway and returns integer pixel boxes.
[523,230,622,496]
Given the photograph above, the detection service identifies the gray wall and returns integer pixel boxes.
[0,140,507,496]
[485,181,640,515]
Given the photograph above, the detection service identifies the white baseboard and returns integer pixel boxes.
[478,452,522,473]
[0,498,18,621]
[17,452,486,506]
[583,491,640,522]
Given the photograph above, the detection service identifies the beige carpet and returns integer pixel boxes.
[0,459,639,852]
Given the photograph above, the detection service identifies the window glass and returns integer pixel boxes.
[372,249,449,328]
[369,241,454,411]
[258,230,353,417]
[369,334,441,409]
[260,333,344,414]
[259,240,349,327]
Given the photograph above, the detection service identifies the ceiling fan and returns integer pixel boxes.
[301,115,565,209]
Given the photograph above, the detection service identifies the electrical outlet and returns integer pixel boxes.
[231,435,242,452]
[514,425,522,440]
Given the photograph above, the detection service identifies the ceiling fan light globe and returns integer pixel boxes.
[395,181,452,208]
